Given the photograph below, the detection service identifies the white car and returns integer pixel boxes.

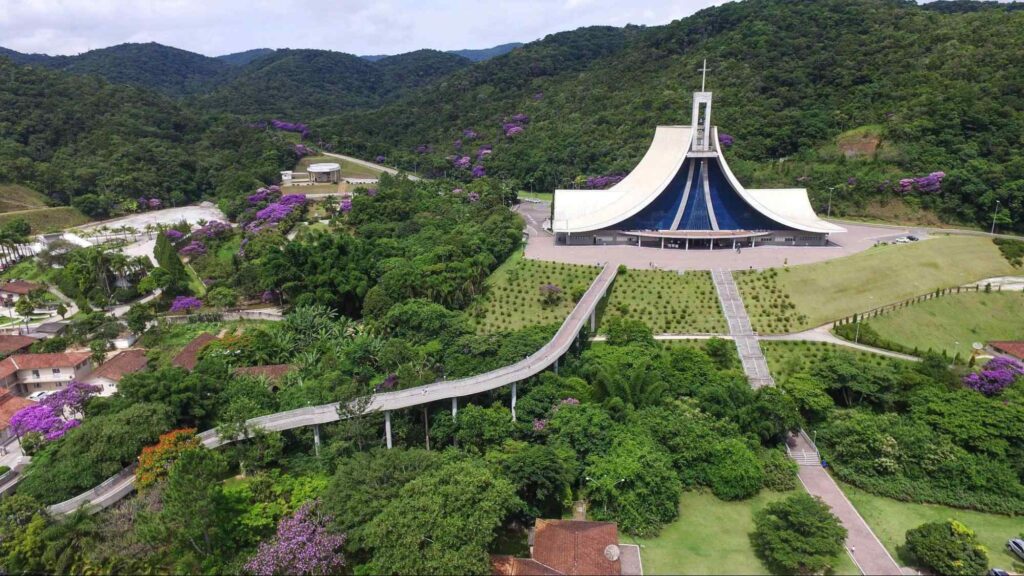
[894,237,910,244]
[27,391,51,402]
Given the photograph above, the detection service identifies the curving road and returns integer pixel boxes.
[46,263,616,516]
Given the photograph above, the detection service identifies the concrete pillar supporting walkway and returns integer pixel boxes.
[511,382,517,421]
[788,434,902,576]
[384,411,392,449]
[710,269,774,387]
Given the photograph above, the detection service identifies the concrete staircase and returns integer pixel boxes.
[710,269,774,388]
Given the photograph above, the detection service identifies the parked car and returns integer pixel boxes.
[1008,538,1024,561]
[26,390,50,402]
[895,237,910,244]
[987,568,1009,576]
[907,235,920,241]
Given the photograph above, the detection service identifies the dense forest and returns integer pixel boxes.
[0,59,294,219]
[316,0,1024,232]
[2,0,1023,231]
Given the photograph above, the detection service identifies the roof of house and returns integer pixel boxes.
[171,333,218,371]
[4,351,91,371]
[0,387,36,430]
[0,280,42,295]
[990,341,1024,360]
[533,520,621,576]
[0,335,37,356]
[492,520,622,576]
[234,364,294,381]
[491,556,562,576]
[32,322,68,335]
[90,349,148,383]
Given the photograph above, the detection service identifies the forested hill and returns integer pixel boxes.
[315,0,1024,232]
[0,43,232,97]
[196,49,473,117]
[0,58,294,219]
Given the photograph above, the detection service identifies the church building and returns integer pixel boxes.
[551,68,844,249]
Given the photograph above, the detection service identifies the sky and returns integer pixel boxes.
[0,0,730,57]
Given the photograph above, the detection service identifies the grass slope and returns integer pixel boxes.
[754,237,1018,332]
[471,252,599,333]
[627,490,858,575]
[761,341,909,384]
[295,155,383,180]
[602,270,726,334]
[0,184,49,212]
[868,292,1024,358]
[0,207,91,233]
[843,483,1024,571]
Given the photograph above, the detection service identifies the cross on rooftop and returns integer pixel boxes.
[699,59,711,92]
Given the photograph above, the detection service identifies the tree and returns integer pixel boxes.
[157,448,239,569]
[55,303,68,319]
[361,458,520,575]
[243,501,346,576]
[0,494,48,574]
[14,297,34,317]
[323,448,440,545]
[780,374,834,423]
[584,430,681,536]
[206,286,238,310]
[486,440,574,519]
[741,386,802,444]
[136,428,200,489]
[904,520,988,576]
[706,438,765,501]
[604,316,655,347]
[450,404,515,453]
[124,303,155,334]
[752,493,847,575]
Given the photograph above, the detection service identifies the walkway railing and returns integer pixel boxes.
[44,264,616,516]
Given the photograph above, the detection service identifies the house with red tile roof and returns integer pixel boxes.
[491,519,643,576]
[171,333,218,371]
[989,341,1024,360]
[0,352,93,395]
[0,280,42,303]
[234,364,294,382]
[0,335,36,358]
[86,349,149,395]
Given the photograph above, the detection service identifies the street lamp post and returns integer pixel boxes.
[827,187,835,219]
[991,200,1001,235]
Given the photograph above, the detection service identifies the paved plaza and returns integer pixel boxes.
[516,202,923,271]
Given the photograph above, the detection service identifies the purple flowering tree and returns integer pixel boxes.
[718,133,734,147]
[452,155,472,170]
[962,356,1024,396]
[192,221,232,241]
[533,92,544,101]
[467,191,481,203]
[462,129,478,140]
[452,188,464,195]
[294,144,312,157]
[471,165,486,179]
[169,296,203,313]
[505,125,525,137]
[366,188,379,197]
[585,174,625,189]
[148,198,163,210]
[476,145,492,160]
[178,241,207,258]
[248,188,272,204]
[453,139,463,150]
[243,501,346,576]
[375,155,386,163]
[539,283,563,306]
[165,229,185,242]
[532,418,547,431]
[10,381,100,445]
[339,198,352,214]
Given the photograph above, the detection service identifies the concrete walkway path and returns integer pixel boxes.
[762,324,920,362]
[711,269,773,387]
[789,434,903,576]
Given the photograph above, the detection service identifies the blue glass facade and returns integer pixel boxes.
[615,156,794,232]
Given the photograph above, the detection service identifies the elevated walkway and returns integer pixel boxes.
[46,264,617,516]
[710,269,773,387]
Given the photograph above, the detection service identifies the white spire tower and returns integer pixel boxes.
[690,59,714,153]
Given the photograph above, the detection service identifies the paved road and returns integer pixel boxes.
[47,264,617,516]
[790,435,903,576]
[711,269,773,387]
[320,152,421,181]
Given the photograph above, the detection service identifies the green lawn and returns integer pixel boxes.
[843,483,1024,571]
[518,191,553,202]
[0,260,52,282]
[626,490,859,575]
[471,252,599,333]
[0,184,49,213]
[761,341,909,384]
[0,206,91,233]
[141,320,276,365]
[868,291,1024,358]
[295,155,383,180]
[748,236,1019,332]
[603,270,726,334]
